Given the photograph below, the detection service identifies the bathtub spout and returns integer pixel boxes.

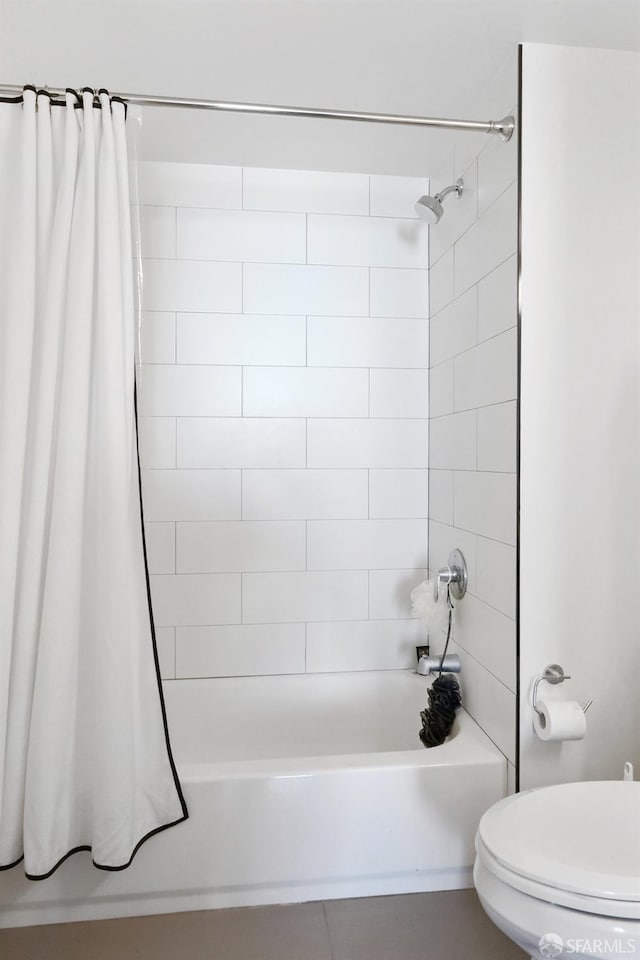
[417,654,461,676]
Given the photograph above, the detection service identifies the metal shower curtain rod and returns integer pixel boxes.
[0,83,515,141]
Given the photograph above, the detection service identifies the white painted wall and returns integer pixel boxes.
[4,0,640,177]
[135,163,430,681]
[520,43,640,789]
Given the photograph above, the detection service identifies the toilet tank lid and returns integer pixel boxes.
[478,781,640,902]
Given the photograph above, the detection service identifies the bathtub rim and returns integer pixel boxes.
[176,708,506,782]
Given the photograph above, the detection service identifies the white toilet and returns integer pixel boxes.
[474,781,640,959]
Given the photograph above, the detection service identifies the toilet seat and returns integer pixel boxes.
[477,781,640,920]
[476,834,640,920]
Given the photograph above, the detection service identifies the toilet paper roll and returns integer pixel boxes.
[533,699,587,742]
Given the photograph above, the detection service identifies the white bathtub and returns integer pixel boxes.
[0,670,507,928]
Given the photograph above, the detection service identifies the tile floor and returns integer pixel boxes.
[0,890,525,958]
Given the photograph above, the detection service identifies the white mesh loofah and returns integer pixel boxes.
[410,579,450,634]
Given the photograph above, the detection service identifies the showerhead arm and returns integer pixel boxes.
[414,178,464,225]
[434,179,464,203]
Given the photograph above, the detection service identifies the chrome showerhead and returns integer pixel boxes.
[415,178,463,225]
[415,194,444,225]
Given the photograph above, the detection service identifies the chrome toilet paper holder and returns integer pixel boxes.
[532,664,592,716]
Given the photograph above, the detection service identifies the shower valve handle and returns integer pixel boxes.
[433,549,468,602]
[433,565,458,599]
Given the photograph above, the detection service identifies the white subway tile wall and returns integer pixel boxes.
[177,208,307,264]
[155,627,176,680]
[368,568,428,620]
[369,267,428,318]
[140,312,176,364]
[306,619,425,673]
[369,175,430,219]
[429,102,518,764]
[369,469,429,519]
[136,163,430,681]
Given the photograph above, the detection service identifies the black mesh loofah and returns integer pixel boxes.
[419,673,462,747]
[418,589,462,748]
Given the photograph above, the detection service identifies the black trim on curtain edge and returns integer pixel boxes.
[0,382,188,882]
[133,377,189,826]
[0,813,189,881]
[0,91,128,117]
[0,811,190,881]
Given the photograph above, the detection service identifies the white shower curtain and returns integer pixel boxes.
[0,88,187,879]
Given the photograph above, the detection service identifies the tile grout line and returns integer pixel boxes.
[322,902,337,960]
[430,250,516,322]
[428,174,517,270]
[452,634,517,695]
[143,465,430,472]
[139,194,433,222]
[139,306,429,321]
[173,311,177,363]
[428,516,517,550]
[173,416,177,468]
[430,394,518,420]
[142,170,513,688]
[137,363,432,372]
[142,255,427,272]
